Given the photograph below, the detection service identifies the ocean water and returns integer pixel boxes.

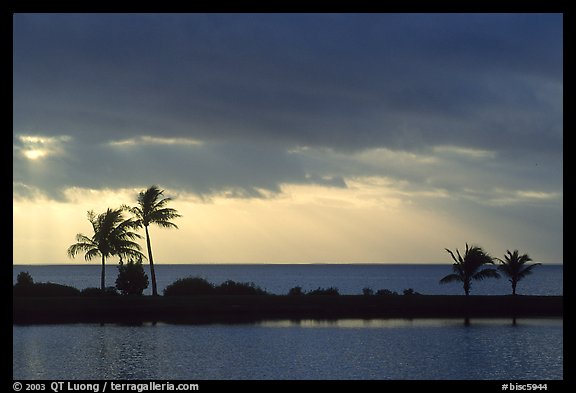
[12,263,563,296]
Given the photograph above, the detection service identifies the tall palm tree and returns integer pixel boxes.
[125,186,181,296]
[67,208,144,291]
[496,250,541,295]
[440,243,500,296]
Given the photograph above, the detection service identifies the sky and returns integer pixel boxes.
[13,13,563,265]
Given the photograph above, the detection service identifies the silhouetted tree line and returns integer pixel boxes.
[14,269,138,297]
[13,271,426,297]
[13,258,542,298]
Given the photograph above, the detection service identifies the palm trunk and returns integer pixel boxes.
[145,226,158,296]
[463,279,470,296]
[512,280,517,296]
[101,254,106,291]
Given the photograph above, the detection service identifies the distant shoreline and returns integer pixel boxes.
[13,295,562,325]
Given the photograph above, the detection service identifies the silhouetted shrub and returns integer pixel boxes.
[81,287,104,296]
[214,280,268,296]
[288,286,304,296]
[116,258,149,296]
[375,289,399,296]
[163,277,215,296]
[362,287,374,296]
[16,271,34,286]
[307,287,339,296]
[403,288,422,296]
[106,286,119,296]
[81,286,119,296]
[13,282,81,297]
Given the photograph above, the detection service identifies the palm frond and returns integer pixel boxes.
[74,233,93,244]
[138,185,163,210]
[497,263,513,276]
[440,274,463,284]
[66,243,84,258]
[445,248,461,264]
[67,235,97,258]
[135,186,181,228]
[114,218,142,234]
[84,248,102,261]
[148,207,181,223]
[498,250,539,278]
[154,220,179,229]
[518,254,533,264]
[151,197,171,211]
[115,243,146,261]
[516,263,542,279]
[124,205,143,219]
[472,268,500,281]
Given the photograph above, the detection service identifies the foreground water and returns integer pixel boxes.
[13,319,562,380]
[12,263,563,296]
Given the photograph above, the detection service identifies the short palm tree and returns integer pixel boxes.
[440,243,500,296]
[125,186,181,296]
[67,208,144,291]
[496,250,541,295]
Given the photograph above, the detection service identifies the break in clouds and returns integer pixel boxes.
[13,13,562,206]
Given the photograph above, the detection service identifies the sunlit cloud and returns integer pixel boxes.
[495,189,561,206]
[108,136,204,147]
[432,145,496,160]
[16,134,71,161]
[460,187,562,207]
[516,190,561,200]
[12,182,46,201]
[354,148,439,166]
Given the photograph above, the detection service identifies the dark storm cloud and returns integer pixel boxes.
[14,14,562,147]
[13,13,562,199]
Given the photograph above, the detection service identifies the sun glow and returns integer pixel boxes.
[17,134,71,161]
[23,149,48,160]
[13,183,468,264]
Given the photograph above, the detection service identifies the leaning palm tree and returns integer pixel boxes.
[440,243,500,296]
[496,250,541,295]
[124,186,181,296]
[67,208,144,291]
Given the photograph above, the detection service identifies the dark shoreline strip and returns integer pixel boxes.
[13,295,563,325]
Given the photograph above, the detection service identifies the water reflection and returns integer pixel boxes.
[258,318,562,329]
[13,319,562,380]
